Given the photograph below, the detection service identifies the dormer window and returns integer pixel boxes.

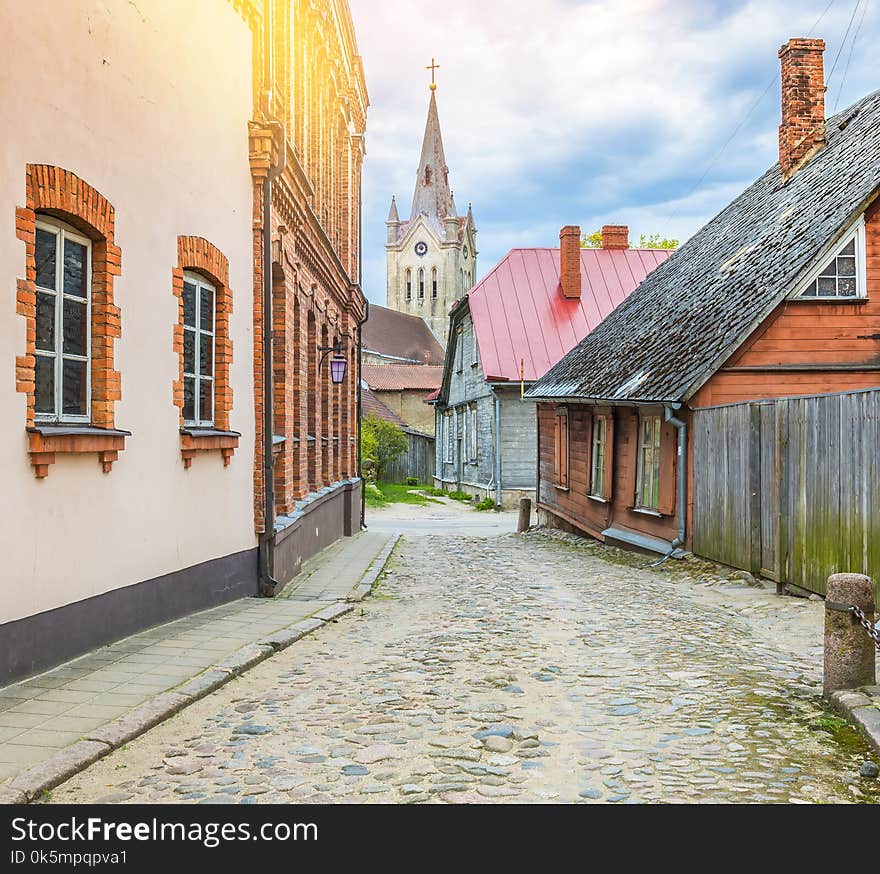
[798,219,866,299]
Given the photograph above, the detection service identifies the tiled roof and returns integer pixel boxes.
[528,90,880,403]
[362,304,445,365]
[361,385,407,428]
[468,246,670,383]
[362,363,443,392]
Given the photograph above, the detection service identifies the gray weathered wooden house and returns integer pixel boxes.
[432,225,669,507]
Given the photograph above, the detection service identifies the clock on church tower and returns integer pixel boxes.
[384,63,477,349]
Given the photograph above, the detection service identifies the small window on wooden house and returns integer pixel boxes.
[589,415,607,498]
[405,269,412,302]
[469,404,478,463]
[554,407,569,489]
[461,406,469,462]
[798,220,866,299]
[635,414,662,510]
[455,329,463,372]
[34,217,92,422]
[443,412,454,463]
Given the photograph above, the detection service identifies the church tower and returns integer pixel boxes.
[386,67,477,346]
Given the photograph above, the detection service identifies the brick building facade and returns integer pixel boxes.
[0,0,367,683]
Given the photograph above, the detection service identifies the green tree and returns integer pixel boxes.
[360,415,408,481]
[637,233,678,250]
[580,230,679,249]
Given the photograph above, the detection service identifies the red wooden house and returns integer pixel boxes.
[528,38,880,559]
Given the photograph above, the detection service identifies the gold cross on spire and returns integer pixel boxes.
[426,57,440,91]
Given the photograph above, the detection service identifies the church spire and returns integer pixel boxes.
[410,89,455,230]
[387,195,399,223]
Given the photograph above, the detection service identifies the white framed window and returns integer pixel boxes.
[469,404,478,463]
[182,271,216,426]
[635,414,662,510]
[461,406,469,461]
[796,217,866,299]
[443,411,454,463]
[34,217,92,423]
[590,415,607,498]
[455,328,463,372]
[418,267,425,300]
[431,267,438,299]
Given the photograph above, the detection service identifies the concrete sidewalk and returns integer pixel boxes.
[0,530,396,799]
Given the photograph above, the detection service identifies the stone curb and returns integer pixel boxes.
[829,687,880,755]
[215,643,274,676]
[347,534,400,602]
[86,692,190,749]
[1,531,401,803]
[8,741,111,802]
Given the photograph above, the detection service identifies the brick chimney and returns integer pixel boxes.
[559,225,581,299]
[778,37,826,179]
[601,225,629,249]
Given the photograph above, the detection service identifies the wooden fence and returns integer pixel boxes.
[383,430,435,485]
[693,388,880,599]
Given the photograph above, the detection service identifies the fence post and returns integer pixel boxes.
[823,572,876,695]
[517,497,531,533]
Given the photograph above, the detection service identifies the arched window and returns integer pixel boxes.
[425,166,432,185]
[181,271,216,426]
[460,268,464,290]
[431,268,438,299]
[34,216,91,422]
[418,268,425,300]
[405,269,412,301]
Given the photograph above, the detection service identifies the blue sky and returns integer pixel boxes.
[348,0,877,305]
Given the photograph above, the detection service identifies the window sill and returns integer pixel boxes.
[792,296,868,304]
[555,484,570,492]
[180,427,240,469]
[587,494,609,504]
[629,506,663,517]
[27,424,131,478]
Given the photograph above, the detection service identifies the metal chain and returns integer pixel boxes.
[851,605,880,651]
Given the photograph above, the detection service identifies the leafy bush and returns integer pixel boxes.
[474,497,496,511]
[447,490,472,502]
[421,486,448,497]
[361,415,408,480]
[405,476,419,486]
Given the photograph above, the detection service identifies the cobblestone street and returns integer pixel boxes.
[49,530,879,804]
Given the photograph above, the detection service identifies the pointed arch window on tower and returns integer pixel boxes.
[405,269,412,302]
[418,268,425,300]
[424,166,432,185]
[431,268,438,299]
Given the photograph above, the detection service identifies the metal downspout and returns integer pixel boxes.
[357,299,369,530]
[494,391,502,509]
[258,119,286,597]
[660,403,687,559]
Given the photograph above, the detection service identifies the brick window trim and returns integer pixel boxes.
[173,235,237,468]
[16,165,125,478]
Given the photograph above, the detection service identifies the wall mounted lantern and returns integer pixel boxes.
[319,341,348,385]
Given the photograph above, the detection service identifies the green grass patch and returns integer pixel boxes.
[365,482,438,507]
[474,497,496,511]
[446,490,472,502]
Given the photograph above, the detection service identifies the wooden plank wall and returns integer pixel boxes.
[693,388,880,599]
[384,432,435,484]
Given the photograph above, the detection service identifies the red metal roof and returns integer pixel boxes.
[362,363,443,392]
[469,247,671,383]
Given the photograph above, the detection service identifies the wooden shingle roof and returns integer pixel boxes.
[528,90,880,404]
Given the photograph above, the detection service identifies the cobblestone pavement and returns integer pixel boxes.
[49,530,879,804]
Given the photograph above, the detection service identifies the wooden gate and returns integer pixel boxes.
[692,388,880,599]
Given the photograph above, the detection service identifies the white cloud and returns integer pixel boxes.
[350,0,879,301]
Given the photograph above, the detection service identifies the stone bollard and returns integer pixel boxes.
[823,573,876,695]
[517,497,532,533]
